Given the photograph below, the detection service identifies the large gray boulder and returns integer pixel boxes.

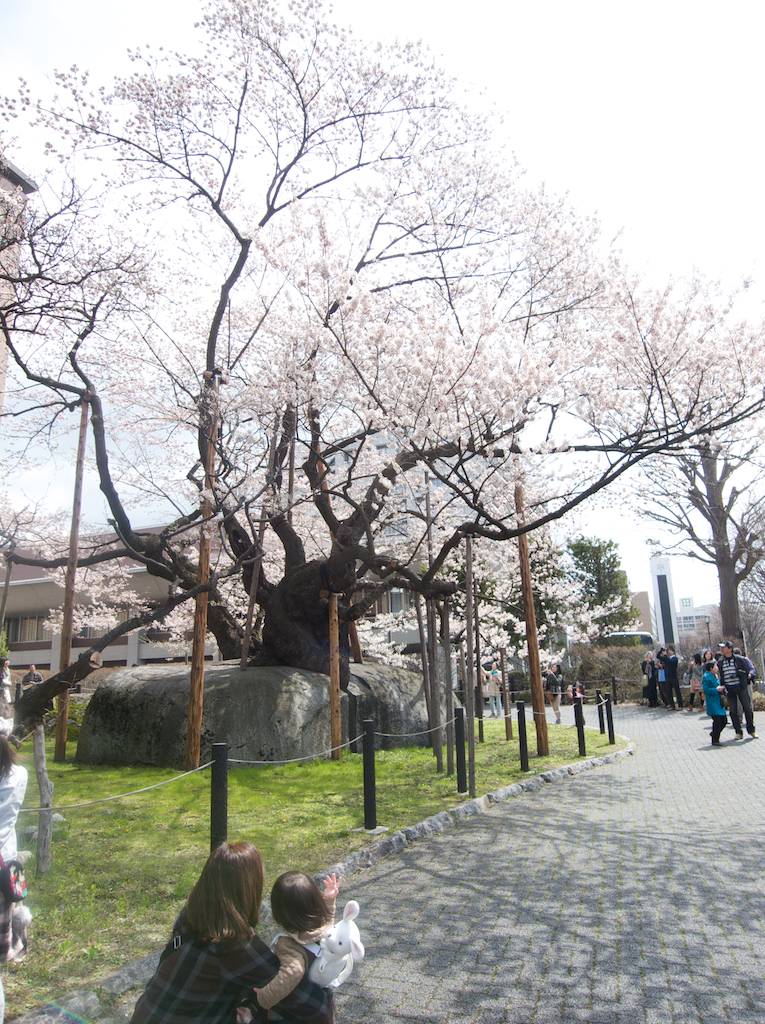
[75,660,430,767]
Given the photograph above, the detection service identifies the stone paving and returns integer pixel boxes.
[337,704,765,1024]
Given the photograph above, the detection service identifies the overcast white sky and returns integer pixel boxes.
[3,0,764,606]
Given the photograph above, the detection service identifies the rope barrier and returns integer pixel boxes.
[19,761,213,814]
[375,715,458,739]
[229,734,364,766]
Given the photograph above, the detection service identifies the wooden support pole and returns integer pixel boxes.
[328,593,342,760]
[0,546,13,636]
[185,374,218,770]
[240,414,280,670]
[473,576,485,743]
[54,394,90,763]
[426,596,443,772]
[514,482,549,757]
[463,537,477,797]
[414,595,434,741]
[348,621,364,664]
[442,598,455,776]
[500,647,513,740]
[34,724,53,876]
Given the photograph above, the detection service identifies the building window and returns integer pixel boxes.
[6,616,53,643]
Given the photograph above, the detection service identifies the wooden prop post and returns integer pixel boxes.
[414,595,434,743]
[328,593,342,760]
[185,373,219,770]
[240,414,280,670]
[426,596,443,772]
[441,598,455,776]
[54,394,90,763]
[473,577,485,743]
[514,483,549,757]
[500,647,513,740]
[34,725,53,875]
[463,537,477,797]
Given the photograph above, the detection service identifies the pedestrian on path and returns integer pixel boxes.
[718,641,757,740]
[544,662,563,724]
[686,653,704,710]
[665,645,684,708]
[703,660,728,746]
[483,662,502,718]
[641,650,658,706]
[130,842,334,1024]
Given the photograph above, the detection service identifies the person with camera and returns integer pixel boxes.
[718,640,756,740]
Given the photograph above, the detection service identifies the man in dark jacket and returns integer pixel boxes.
[665,645,683,708]
[718,641,756,739]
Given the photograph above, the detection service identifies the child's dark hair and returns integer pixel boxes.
[270,872,330,934]
[704,660,716,672]
[0,734,17,782]
[693,652,703,665]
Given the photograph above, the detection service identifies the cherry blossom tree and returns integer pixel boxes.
[3,0,765,730]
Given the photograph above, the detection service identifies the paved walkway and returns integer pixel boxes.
[337,704,765,1024]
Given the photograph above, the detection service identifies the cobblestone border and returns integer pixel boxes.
[13,738,634,1024]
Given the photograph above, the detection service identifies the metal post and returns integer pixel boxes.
[605,695,616,745]
[210,742,228,851]
[517,701,529,772]
[455,706,468,794]
[575,697,586,757]
[14,682,22,705]
[595,688,605,734]
[611,675,618,706]
[362,718,377,830]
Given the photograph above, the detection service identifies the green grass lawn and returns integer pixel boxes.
[7,720,624,1015]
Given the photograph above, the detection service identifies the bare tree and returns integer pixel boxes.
[637,440,765,640]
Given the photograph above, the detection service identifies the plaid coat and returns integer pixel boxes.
[0,893,27,963]
[130,929,334,1024]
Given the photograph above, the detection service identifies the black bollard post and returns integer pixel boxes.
[210,742,228,851]
[605,695,616,745]
[14,682,22,705]
[362,718,377,830]
[611,675,618,706]
[575,697,586,757]
[517,701,529,772]
[455,707,468,794]
[595,688,605,734]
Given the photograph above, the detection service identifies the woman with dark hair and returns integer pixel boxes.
[0,732,30,1022]
[640,651,658,707]
[130,842,333,1024]
[687,652,705,710]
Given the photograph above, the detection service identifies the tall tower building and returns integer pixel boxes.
[649,554,679,646]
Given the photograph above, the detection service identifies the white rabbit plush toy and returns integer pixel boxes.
[308,899,364,989]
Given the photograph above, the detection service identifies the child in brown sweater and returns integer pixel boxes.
[253,871,340,1012]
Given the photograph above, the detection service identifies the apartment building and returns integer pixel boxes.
[1,156,38,410]
[3,548,218,673]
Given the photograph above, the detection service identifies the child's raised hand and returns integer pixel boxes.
[322,873,340,900]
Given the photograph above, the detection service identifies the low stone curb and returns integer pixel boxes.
[13,738,634,1023]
